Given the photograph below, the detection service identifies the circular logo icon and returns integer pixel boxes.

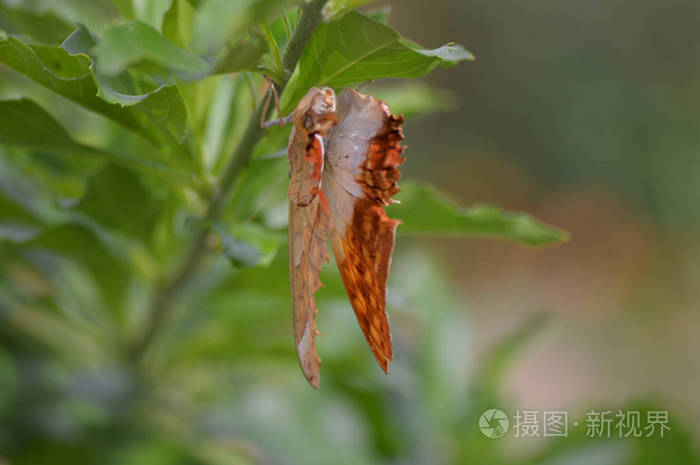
[479,409,510,438]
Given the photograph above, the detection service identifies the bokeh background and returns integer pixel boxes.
[394,0,700,426]
[393,0,700,433]
[1,0,699,464]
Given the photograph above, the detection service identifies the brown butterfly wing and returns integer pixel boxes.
[287,87,337,387]
[288,190,331,387]
[322,89,405,372]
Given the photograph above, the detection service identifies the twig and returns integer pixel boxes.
[129,0,328,362]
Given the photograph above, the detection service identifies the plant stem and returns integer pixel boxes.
[130,0,328,362]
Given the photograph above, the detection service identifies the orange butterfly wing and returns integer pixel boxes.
[322,89,405,373]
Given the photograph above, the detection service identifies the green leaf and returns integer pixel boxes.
[0,99,100,156]
[367,6,391,23]
[321,0,375,21]
[60,23,97,55]
[94,20,210,76]
[257,21,284,82]
[0,183,42,242]
[226,155,288,223]
[202,74,258,172]
[368,82,457,118]
[62,26,167,107]
[133,0,171,29]
[281,10,474,112]
[200,75,236,169]
[401,39,474,65]
[0,36,188,144]
[219,231,260,268]
[191,0,297,55]
[0,4,74,45]
[392,182,568,246]
[0,191,40,227]
[74,164,162,238]
[24,223,130,309]
[162,0,194,48]
[0,99,165,172]
[111,0,136,19]
[218,223,283,268]
[211,33,267,75]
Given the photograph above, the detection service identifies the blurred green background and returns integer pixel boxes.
[1,0,699,464]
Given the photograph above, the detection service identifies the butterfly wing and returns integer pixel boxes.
[287,87,337,387]
[322,89,405,372]
[288,191,331,387]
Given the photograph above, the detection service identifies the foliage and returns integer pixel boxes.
[3,1,689,465]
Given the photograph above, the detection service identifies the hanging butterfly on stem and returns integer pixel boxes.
[262,80,405,388]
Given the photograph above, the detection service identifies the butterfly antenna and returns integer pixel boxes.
[355,79,375,92]
[260,84,273,128]
[261,75,292,128]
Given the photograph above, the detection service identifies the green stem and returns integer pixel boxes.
[129,0,328,362]
[282,0,325,76]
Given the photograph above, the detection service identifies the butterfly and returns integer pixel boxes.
[282,87,405,387]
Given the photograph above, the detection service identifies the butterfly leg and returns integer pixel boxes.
[261,75,293,128]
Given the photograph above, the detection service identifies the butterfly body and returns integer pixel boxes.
[287,87,404,387]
